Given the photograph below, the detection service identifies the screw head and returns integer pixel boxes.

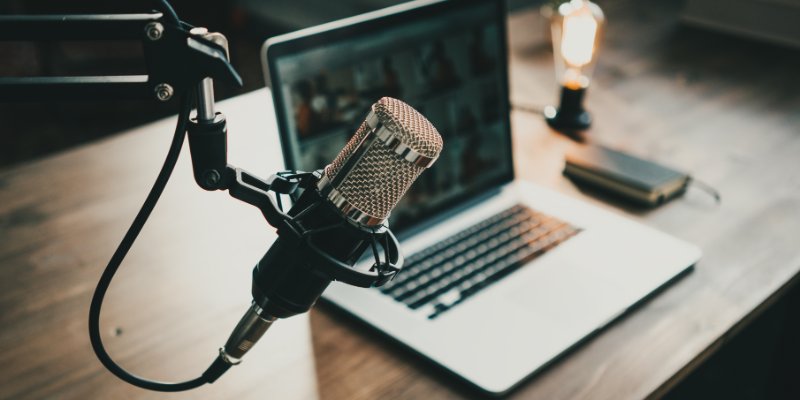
[154,83,174,101]
[203,170,222,187]
[145,22,164,41]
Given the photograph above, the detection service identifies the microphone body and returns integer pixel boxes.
[252,185,369,319]
[220,97,443,364]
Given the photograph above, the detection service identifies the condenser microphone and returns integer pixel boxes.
[213,97,443,371]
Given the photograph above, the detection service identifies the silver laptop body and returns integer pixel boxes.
[261,0,700,394]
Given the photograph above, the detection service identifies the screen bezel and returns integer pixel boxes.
[261,0,514,233]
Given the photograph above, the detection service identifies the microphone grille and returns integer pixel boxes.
[323,97,443,225]
[372,97,443,159]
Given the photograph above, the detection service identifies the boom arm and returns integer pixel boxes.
[0,13,241,102]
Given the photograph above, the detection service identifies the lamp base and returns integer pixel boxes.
[544,86,592,140]
[544,105,591,129]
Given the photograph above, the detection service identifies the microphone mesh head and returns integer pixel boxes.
[324,97,443,225]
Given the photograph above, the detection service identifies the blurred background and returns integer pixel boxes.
[0,0,320,167]
[0,0,533,168]
[1,0,797,169]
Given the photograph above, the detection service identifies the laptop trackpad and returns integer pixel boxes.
[505,262,632,332]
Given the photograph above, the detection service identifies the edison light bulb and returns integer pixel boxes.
[545,0,605,136]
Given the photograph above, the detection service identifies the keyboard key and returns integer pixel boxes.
[377,204,581,317]
[436,288,461,307]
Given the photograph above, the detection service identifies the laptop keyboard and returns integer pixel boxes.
[379,204,581,319]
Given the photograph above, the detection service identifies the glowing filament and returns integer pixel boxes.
[560,8,597,67]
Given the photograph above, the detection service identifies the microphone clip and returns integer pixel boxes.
[225,167,404,288]
[225,167,310,227]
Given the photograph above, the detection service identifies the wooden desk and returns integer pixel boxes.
[0,89,321,400]
[2,1,799,399]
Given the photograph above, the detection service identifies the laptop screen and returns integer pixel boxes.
[266,0,512,232]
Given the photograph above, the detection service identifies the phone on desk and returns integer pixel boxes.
[564,144,691,206]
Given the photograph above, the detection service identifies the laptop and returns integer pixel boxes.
[261,0,701,395]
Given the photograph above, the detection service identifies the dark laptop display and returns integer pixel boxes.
[265,0,513,231]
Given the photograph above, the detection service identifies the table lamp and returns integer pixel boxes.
[544,0,604,136]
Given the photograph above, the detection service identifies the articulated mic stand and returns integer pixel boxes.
[0,11,296,226]
[0,9,403,390]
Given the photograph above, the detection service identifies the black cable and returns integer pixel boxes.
[690,177,722,204]
[85,1,234,392]
[88,94,213,392]
[510,101,546,116]
[156,0,180,25]
[156,0,193,31]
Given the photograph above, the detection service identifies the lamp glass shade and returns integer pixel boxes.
[550,0,605,90]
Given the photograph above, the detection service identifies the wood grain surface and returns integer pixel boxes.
[2,0,799,399]
[0,90,320,400]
